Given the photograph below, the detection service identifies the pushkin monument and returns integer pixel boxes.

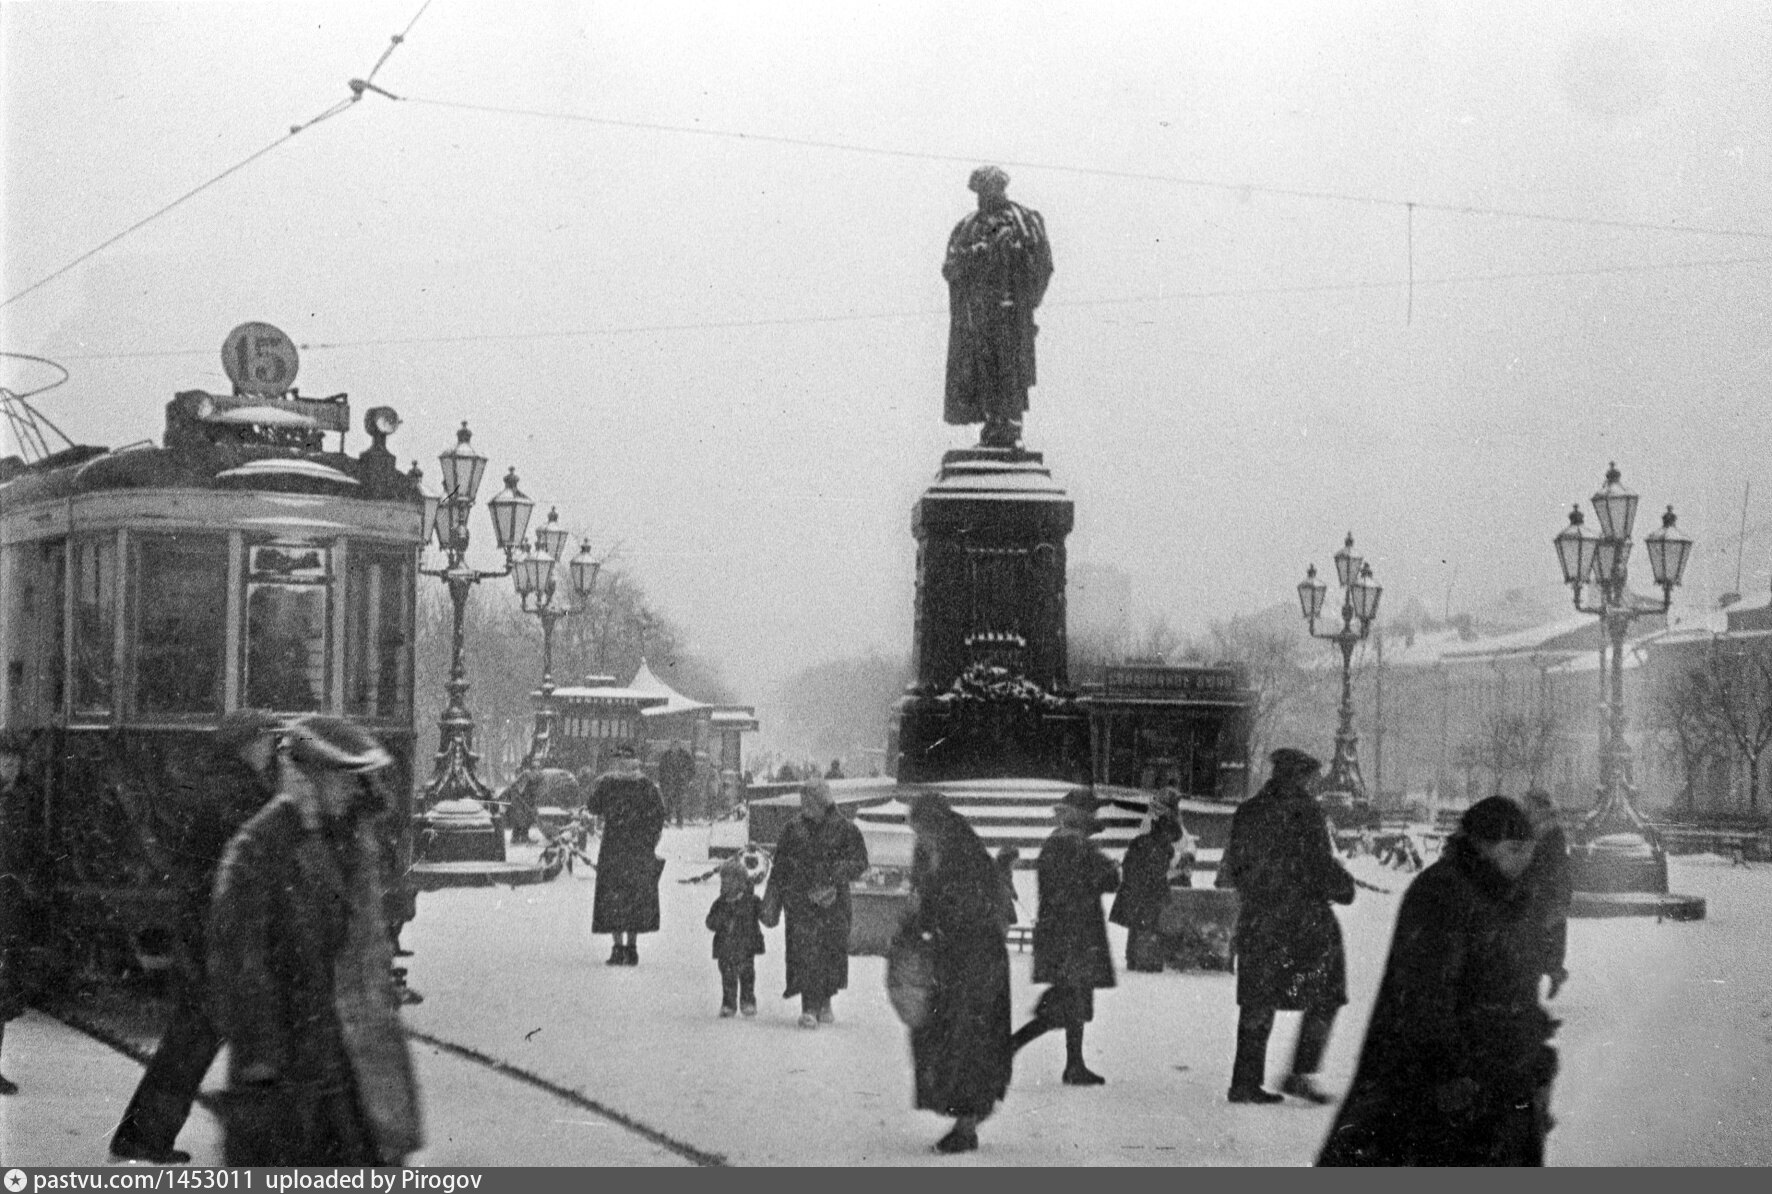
[895,167,1087,783]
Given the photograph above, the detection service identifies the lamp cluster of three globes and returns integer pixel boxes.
[415,422,599,605]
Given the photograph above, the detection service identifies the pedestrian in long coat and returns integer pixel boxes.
[1518,790,1573,999]
[1009,788,1119,1085]
[0,731,41,1098]
[208,716,422,1167]
[762,779,869,1027]
[1215,747,1356,1105]
[1110,794,1183,972]
[111,709,281,1163]
[583,744,667,966]
[897,793,1014,1154]
[1319,796,1557,1166]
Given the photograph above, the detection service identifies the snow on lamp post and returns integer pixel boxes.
[1298,533,1383,803]
[1553,463,1692,896]
[420,424,532,834]
[514,507,601,768]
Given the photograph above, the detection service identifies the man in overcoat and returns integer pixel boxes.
[111,709,281,1163]
[208,715,422,1166]
[584,743,668,966]
[1319,796,1556,1166]
[763,780,869,1028]
[1010,788,1120,1085]
[1216,747,1356,1104]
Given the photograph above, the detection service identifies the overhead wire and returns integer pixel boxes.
[48,253,1771,362]
[397,95,1772,244]
[0,2,431,311]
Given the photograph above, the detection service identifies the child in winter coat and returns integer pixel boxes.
[705,857,766,1017]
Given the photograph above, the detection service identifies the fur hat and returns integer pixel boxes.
[718,856,751,893]
[286,715,392,774]
[1460,795,1534,843]
[1269,747,1322,777]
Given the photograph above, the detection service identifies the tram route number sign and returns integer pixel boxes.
[223,321,300,397]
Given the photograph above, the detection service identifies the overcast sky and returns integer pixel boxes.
[4,0,1768,724]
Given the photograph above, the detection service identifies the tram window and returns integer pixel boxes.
[345,547,412,719]
[2,540,65,723]
[71,535,118,713]
[134,535,226,716]
[244,544,330,713]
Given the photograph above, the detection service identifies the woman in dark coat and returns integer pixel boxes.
[208,716,421,1166]
[1010,788,1120,1085]
[897,793,1014,1154]
[1215,747,1356,1104]
[762,780,869,1026]
[1318,796,1557,1167]
[583,744,667,966]
[1109,810,1181,972]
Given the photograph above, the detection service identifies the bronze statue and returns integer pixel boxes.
[943,166,1053,449]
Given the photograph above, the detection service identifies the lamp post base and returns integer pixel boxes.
[417,797,507,863]
[1569,890,1706,920]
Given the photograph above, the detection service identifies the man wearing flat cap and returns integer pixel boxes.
[943,165,1053,449]
[1010,788,1120,1085]
[1216,747,1357,1105]
[209,715,422,1166]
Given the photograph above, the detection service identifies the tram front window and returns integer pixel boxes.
[344,546,412,720]
[134,534,226,716]
[245,543,329,713]
[71,534,118,713]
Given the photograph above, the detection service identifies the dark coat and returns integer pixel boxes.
[705,891,766,963]
[900,826,1013,1119]
[208,792,422,1164]
[584,770,666,934]
[1032,825,1119,990]
[942,197,1053,425]
[1319,837,1557,1167]
[0,774,41,1022]
[172,754,277,960]
[764,810,869,1000]
[1109,823,1178,933]
[1518,824,1573,977]
[1217,777,1355,1009]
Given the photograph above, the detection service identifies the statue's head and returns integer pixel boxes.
[968,165,1010,201]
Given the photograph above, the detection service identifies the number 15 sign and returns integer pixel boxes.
[222,321,300,397]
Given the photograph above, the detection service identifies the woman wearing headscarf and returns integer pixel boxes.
[1318,796,1557,1166]
[896,793,1014,1154]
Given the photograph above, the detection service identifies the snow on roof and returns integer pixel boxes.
[630,658,711,718]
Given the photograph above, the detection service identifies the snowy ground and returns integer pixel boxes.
[399,827,1772,1166]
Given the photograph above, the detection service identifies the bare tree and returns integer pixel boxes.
[1455,706,1561,798]
[1197,611,1315,769]
[1702,635,1772,815]
[1654,663,1733,815]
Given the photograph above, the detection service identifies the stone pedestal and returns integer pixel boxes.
[894,446,1086,783]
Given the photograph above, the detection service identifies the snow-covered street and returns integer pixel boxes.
[398,827,1772,1166]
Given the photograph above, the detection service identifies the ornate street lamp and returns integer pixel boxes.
[513,509,602,767]
[1298,533,1383,802]
[420,424,532,843]
[1553,463,1692,896]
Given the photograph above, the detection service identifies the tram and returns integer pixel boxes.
[0,323,427,985]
